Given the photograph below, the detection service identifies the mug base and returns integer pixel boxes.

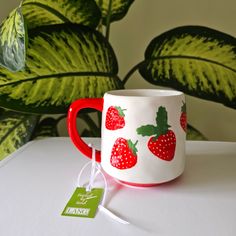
[114,173,183,188]
[115,179,160,188]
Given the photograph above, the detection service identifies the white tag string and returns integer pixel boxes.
[98,205,130,225]
[77,144,130,225]
[86,144,97,192]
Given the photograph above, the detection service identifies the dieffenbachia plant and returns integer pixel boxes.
[0,0,235,160]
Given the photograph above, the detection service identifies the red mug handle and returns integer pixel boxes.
[67,98,103,162]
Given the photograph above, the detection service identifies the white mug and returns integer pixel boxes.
[67,89,187,187]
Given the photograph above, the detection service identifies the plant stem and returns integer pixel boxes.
[105,0,113,40]
[97,0,104,35]
[122,60,147,86]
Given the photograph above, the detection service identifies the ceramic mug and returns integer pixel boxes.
[67,89,187,187]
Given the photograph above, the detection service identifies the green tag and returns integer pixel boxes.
[62,187,104,218]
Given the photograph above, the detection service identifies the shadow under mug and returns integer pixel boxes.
[67,89,186,187]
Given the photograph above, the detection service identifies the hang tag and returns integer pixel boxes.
[62,187,104,218]
[61,144,129,224]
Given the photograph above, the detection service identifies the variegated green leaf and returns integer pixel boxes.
[0,7,26,72]
[32,117,59,139]
[187,124,207,140]
[22,0,101,29]
[95,0,134,24]
[0,111,38,160]
[0,23,122,114]
[139,26,236,109]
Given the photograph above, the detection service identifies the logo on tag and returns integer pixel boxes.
[64,207,90,216]
[62,187,103,218]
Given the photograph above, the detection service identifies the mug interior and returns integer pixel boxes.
[106,89,183,97]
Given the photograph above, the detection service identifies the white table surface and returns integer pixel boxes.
[0,138,236,236]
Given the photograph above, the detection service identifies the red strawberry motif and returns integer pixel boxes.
[148,130,176,161]
[105,106,126,130]
[137,106,176,161]
[110,138,138,169]
[180,102,187,132]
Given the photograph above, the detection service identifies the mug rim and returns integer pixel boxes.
[105,89,183,97]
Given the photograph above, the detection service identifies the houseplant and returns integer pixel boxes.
[0,0,235,160]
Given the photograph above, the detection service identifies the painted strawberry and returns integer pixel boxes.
[147,130,176,161]
[110,138,138,169]
[136,106,176,161]
[105,106,126,130]
[180,102,187,132]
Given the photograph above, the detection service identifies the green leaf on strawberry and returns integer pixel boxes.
[136,106,176,161]
[137,124,157,136]
[137,106,170,138]
[155,106,171,135]
[115,106,126,117]
[127,139,138,156]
